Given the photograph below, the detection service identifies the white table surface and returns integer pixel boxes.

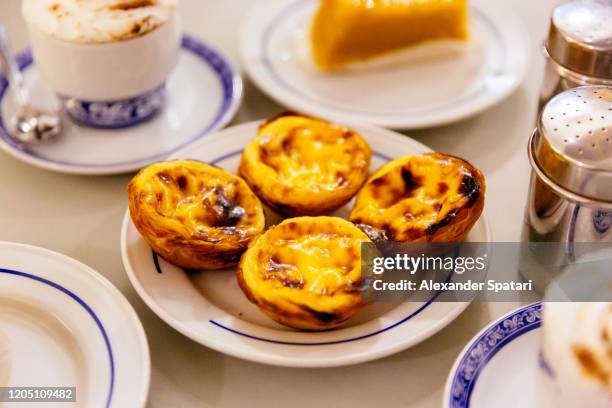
[0,0,553,407]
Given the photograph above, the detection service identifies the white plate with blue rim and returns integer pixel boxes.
[0,35,242,175]
[240,0,529,130]
[120,120,491,367]
[0,241,150,407]
[444,302,543,408]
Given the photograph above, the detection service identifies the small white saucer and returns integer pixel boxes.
[0,242,150,407]
[121,120,491,368]
[240,0,529,129]
[0,35,242,175]
[444,303,543,408]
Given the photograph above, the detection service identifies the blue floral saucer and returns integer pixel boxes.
[445,303,543,408]
[0,35,242,175]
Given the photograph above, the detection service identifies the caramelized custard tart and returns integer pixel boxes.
[238,217,371,330]
[239,114,371,216]
[128,160,265,270]
[349,153,485,243]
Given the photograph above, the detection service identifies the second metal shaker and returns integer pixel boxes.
[521,85,612,290]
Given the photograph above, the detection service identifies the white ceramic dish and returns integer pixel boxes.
[0,35,242,175]
[444,303,543,408]
[240,0,529,129]
[120,120,491,368]
[0,241,150,407]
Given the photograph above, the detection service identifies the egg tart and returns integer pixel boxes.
[238,216,371,330]
[349,153,485,243]
[128,160,265,270]
[238,114,371,216]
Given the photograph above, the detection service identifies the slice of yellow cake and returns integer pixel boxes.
[311,0,469,69]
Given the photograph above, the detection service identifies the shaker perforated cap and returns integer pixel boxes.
[531,86,612,202]
[546,0,612,79]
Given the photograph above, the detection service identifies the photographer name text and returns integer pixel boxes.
[372,279,533,293]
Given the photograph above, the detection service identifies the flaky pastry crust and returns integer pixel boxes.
[237,216,371,330]
[349,153,485,243]
[128,160,265,269]
[239,114,371,216]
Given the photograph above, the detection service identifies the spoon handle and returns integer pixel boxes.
[0,26,27,106]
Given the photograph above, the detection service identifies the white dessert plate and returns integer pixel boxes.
[0,35,242,175]
[120,120,491,368]
[444,302,543,408]
[0,242,150,407]
[240,0,529,130]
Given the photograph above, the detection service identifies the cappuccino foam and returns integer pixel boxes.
[22,0,177,43]
[542,302,612,407]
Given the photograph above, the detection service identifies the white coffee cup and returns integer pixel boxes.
[538,253,612,408]
[22,0,181,128]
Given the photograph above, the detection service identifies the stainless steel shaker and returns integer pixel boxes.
[521,86,612,291]
[539,0,612,108]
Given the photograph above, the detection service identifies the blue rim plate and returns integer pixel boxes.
[0,267,116,407]
[120,121,491,367]
[239,0,529,130]
[444,302,543,408]
[0,242,150,407]
[0,34,242,175]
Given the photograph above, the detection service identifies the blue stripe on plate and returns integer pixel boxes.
[0,268,115,408]
[0,34,239,169]
[153,251,454,346]
[260,0,507,116]
[448,302,542,408]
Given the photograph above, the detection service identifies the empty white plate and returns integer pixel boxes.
[0,35,242,175]
[445,303,543,408]
[0,242,150,407]
[121,121,491,368]
[240,0,529,129]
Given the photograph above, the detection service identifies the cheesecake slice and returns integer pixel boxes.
[311,0,469,69]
